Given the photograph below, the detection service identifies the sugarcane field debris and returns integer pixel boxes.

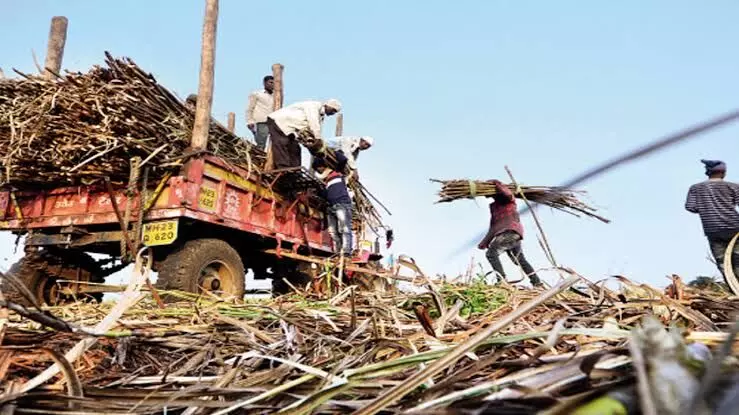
[2,269,739,414]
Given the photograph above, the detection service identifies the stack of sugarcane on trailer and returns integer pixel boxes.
[0,12,394,307]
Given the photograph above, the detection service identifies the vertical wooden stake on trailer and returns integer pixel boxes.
[335,113,344,136]
[264,63,284,169]
[227,112,235,132]
[190,0,219,150]
[272,63,284,110]
[44,16,68,79]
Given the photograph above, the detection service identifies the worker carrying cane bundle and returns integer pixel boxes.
[477,180,542,287]
[266,99,342,170]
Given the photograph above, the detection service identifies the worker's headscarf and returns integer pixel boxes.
[324,99,342,112]
[701,159,727,176]
[361,136,375,147]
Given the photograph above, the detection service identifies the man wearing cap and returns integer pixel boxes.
[328,136,374,179]
[246,75,274,150]
[266,99,342,169]
[685,159,739,279]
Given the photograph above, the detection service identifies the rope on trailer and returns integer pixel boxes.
[142,171,172,214]
[133,166,149,253]
[120,157,141,260]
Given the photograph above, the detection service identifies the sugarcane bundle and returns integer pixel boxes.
[432,179,610,223]
[0,52,264,188]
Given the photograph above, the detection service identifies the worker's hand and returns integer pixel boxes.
[477,241,488,250]
[491,179,502,186]
[247,123,256,133]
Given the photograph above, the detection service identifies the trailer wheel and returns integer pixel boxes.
[1,249,104,306]
[272,262,314,296]
[156,239,245,300]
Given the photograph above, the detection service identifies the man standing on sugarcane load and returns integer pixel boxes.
[477,180,542,286]
[266,99,342,170]
[312,153,353,256]
[328,136,374,180]
[246,75,274,150]
[685,159,739,279]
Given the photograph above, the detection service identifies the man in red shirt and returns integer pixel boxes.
[477,180,542,286]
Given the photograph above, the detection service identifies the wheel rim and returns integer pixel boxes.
[198,260,238,296]
[34,266,94,306]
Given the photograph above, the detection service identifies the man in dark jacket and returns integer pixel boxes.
[477,180,542,286]
[313,153,353,256]
[686,159,739,279]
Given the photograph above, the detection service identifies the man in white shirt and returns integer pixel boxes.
[328,136,374,179]
[266,99,342,170]
[246,76,274,150]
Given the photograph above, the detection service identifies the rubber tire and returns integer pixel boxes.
[1,249,104,306]
[155,239,245,300]
[272,262,313,296]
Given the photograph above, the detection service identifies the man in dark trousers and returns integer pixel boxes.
[313,152,353,256]
[477,180,542,286]
[266,99,342,170]
[246,75,274,150]
[685,159,739,280]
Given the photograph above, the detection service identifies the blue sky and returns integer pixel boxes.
[2,1,739,287]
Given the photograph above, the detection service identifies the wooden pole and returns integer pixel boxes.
[44,16,68,79]
[227,112,235,132]
[335,113,344,136]
[265,63,284,169]
[0,68,4,79]
[271,63,284,110]
[190,0,219,150]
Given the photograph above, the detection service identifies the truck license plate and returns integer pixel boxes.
[199,187,217,212]
[142,219,178,246]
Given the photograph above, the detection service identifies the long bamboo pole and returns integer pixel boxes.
[190,0,219,149]
[271,63,284,111]
[264,63,284,169]
[227,112,235,132]
[44,16,68,79]
[335,113,344,136]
